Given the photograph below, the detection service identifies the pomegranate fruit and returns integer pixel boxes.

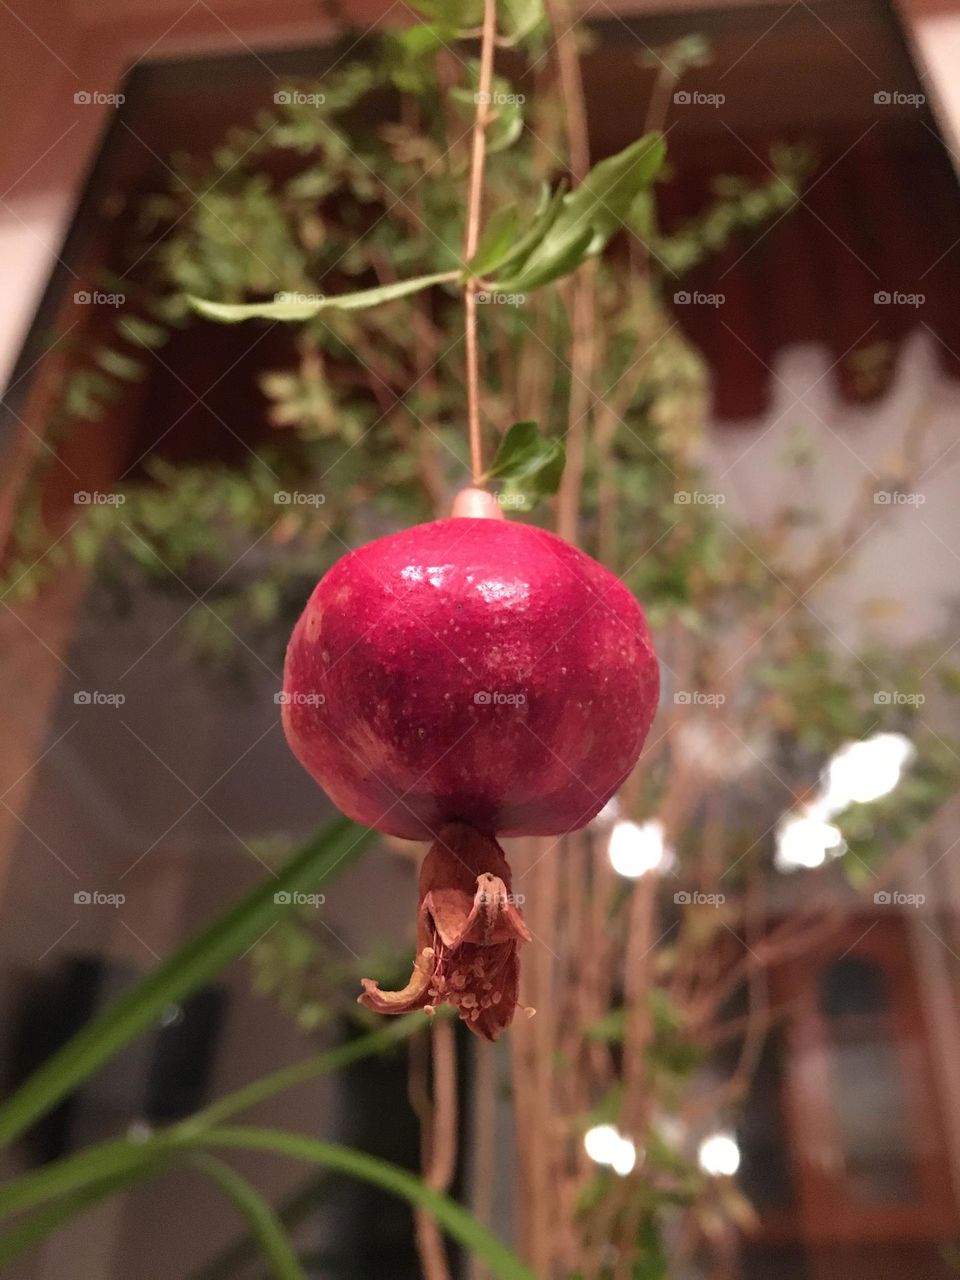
[281,509,660,1037]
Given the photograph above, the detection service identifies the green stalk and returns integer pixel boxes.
[0,817,374,1147]
[202,1127,539,1280]
[190,1153,306,1279]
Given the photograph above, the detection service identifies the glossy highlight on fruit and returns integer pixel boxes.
[281,516,660,841]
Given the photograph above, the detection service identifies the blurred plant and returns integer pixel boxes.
[3,0,960,1277]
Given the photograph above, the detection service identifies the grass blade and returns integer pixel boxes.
[0,817,374,1147]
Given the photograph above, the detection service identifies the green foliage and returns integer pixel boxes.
[483,420,565,508]
[0,818,374,1147]
[188,271,460,322]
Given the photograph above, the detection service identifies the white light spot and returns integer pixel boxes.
[775,813,844,872]
[608,820,670,878]
[822,732,915,811]
[698,1131,740,1177]
[584,1124,637,1177]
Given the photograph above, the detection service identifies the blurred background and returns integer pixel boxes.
[3,0,960,1277]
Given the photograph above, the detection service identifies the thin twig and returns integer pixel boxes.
[412,1019,459,1280]
[463,0,498,485]
[549,0,595,544]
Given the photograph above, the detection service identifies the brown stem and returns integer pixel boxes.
[463,0,498,485]
[548,1,595,545]
[413,1018,459,1280]
[468,1042,497,1280]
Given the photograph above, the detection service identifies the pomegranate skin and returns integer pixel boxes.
[282,518,659,840]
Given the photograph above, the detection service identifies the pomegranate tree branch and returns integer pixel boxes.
[463,0,498,485]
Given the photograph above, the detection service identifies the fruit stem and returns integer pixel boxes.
[463,0,498,486]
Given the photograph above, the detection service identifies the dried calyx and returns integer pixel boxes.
[359,822,532,1040]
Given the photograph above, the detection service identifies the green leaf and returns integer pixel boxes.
[500,0,546,43]
[493,182,566,279]
[467,208,521,276]
[0,1136,168,1216]
[0,817,375,1147]
[203,1127,539,1280]
[187,272,458,324]
[407,0,484,24]
[0,1012,433,1228]
[192,1154,305,1280]
[493,133,665,291]
[95,348,146,381]
[116,315,167,348]
[0,1164,165,1266]
[451,67,524,155]
[386,24,455,92]
[496,225,593,293]
[186,1010,439,1132]
[483,420,565,510]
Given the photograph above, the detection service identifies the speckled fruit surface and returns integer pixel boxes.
[282,517,660,840]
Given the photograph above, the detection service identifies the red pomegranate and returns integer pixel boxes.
[281,507,660,1036]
